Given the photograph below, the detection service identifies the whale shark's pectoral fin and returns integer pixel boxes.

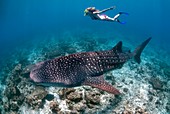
[82,75,120,95]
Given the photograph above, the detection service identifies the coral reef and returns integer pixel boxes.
[149,77,164,90]
[25,86,48,109]
[56,88,101,113]
[1,64,25,113]
[49,101,60,113]
[163,67,170,79]
[0,33,170,114]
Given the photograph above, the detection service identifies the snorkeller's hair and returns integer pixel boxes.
[84,7,97,16]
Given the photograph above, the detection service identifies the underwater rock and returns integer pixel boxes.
[17,80,34,97]
[166,102,170,113]
[12,64,22,74]
[4,86,21,99]
[145,63,153,70]
[123,88,129,93]
[57,88,86,113]
[3,102,10,112]
[128,61,138,70]
[44,94,54,101]
[13,76,21,85]
[149,77,164,90]
[58,88,76,100]
[122,106,148,114]
[85,90,101,108]
[155,99,161,105]
[3,98,22,113]
[105,72,116,85]
[163,67,170,78]
[10,64,22,83]
[148,89,157,96]
[2,68,26,113]
[25,86,47,109]
[6,64,23,87]
[66,99,74,110]
[122,110,133,114]
[0,97,3,105]
[15,93,25,106]
[73,101,86,112]
[10,102,19,111]
[67,99,86,113]
[148,95,153,102]
[135,107,148,114]
[57,87,105,113]
[136,66,145,75]
[8,111,18,114]
[49,101,60,113]
[67,91,83,103]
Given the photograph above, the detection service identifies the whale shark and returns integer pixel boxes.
[30,37,151,95]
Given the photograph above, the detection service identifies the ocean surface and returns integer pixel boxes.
[0,0,170,114]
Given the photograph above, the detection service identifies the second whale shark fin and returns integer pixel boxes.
[82,75,120,95]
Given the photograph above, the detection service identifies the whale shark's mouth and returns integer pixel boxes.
[34,82,82,88]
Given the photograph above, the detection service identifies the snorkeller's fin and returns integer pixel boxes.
[119,12,129,16]
[117,12,129,24]
[117,19,126,24]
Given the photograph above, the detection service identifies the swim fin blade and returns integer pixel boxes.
[119,12,129,16]
[117,19,126,24]
[117,12,129,24]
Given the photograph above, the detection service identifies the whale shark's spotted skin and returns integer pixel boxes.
[30,38,151,94]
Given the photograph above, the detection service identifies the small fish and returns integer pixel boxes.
[30,38,151,95]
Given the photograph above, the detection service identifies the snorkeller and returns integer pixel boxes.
[84,6,128,24]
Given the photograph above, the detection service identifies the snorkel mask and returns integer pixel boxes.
[84,7,95,16]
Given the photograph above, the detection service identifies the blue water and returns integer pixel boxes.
[0,0,169,82]
[1,0,170,55]
[0,1,170,113]
[0,1,170,73]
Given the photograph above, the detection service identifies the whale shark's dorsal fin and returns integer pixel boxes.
[112,41,122,53]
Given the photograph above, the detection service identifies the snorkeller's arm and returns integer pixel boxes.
[93,6,116,14]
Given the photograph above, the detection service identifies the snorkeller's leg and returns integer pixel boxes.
[114,12,129,24]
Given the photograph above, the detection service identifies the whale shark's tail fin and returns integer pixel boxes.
[133,37,152,64]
